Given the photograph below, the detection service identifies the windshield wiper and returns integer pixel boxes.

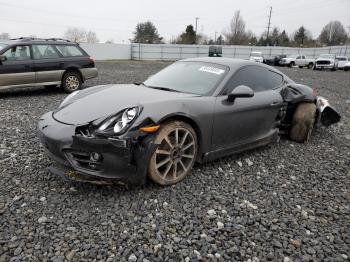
[147,86,181,93]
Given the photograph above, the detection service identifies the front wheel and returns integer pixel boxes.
[62,71,82,93]
[308,63,314,69]
[148,121,198,186]
[289,61,295,67]
[290,103,316,143]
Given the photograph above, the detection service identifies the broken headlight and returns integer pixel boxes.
[97,107,140,135]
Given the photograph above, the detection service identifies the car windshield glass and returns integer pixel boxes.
[288,55,299,58]
[336,57,346,61]
[319,54,334,58]
[251,52,261,56]
[144,62,228,95]
[0,43,8,51]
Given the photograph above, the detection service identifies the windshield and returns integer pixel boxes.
[319,54,334,59]
[144,62,228,95]
[288,54,299,59]
[336,57,347,61]
[0,43,8,52]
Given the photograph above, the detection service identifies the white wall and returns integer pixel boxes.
[80,43,131,60]
[79,43,350,61]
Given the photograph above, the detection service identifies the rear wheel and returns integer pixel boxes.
[148,121,197,186]
[298,65,303,68]
[290,103,316,143]
[62,71,82,93]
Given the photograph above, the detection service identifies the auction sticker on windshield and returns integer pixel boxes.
[199,66,225,75]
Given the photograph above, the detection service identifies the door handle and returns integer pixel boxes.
[270,101,281,106]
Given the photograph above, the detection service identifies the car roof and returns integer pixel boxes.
[4,38,77,45]
[181,57,270,71]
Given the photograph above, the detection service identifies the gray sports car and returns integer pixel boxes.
[37,58,340,186]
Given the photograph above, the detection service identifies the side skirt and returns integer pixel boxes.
[202,130,279,163]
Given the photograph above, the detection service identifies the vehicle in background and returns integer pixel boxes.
[208,46,223,57]
[264,55,287,66]
[344,61,350,71]
[279,54,299,67]
[249,51,264,63]
[314,54,338,71]
[0,37,98,93]
[336,56,348,69]
[295,55,315,69]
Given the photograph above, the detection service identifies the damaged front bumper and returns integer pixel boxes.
[37,112,156,185]
[316,96,341,126]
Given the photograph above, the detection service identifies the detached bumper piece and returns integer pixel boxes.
[316,96,341,126]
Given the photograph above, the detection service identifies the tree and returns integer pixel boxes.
[293,26,313,47]
[176,25,197,44]
[64,27,87,43]
[319,21,347,46]
[86,31,99,43]
[0,33,10,40]
[133,21,162,44]
[278,30,290,46]
[224,10,247,45]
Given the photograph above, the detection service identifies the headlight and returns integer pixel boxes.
[59,91,79,107]
[98,107,139,135]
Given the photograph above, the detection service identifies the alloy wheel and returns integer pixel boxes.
[154,127,196,181]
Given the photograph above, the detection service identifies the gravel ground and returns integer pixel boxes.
[0,61,349,261]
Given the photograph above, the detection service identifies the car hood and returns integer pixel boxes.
[53,84,200,125]
[316,58,334,62]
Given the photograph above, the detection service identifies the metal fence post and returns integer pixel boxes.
[160,45,163,61]
[180,46,182,60]
[233,47,236,58]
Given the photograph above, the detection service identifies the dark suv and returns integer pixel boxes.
[0,38,98,93]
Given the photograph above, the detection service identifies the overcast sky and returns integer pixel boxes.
[0,0,349,43]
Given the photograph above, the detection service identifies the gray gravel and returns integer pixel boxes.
[0,61,349,261]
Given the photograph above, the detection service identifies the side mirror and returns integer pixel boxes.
[0,55,6,63]
[228,85,254,102]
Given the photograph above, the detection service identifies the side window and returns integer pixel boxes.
[2,45,31,61]
[296,56,301,59]
[55,45,84,57]
[33,45,60,59]
[265,70,283,89]
[224,66,272,94]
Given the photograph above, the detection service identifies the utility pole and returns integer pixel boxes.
[215,31,218,43]
[266,6,272,46]
[195,17,200,33]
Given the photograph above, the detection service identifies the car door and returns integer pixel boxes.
[0,45,35,88]
[295,55,302,66]
[212,66,284,151]
[32,44,64,84]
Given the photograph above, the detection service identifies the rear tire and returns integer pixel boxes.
[290,103,316,143]
[62,71,82,93]
[148,121,197,186]
[298,65,303,68]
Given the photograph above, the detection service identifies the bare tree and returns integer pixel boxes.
[224,10,247,45]
[64,27,86,43]
[319,20,347,46]
[0,33,10,40]
[86,31,99,43]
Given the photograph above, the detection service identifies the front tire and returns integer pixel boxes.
[148,121,198,186]
[289,61,295,67]
[308,63,313,69]
[290,103,316,143]
[62,71,82,93]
